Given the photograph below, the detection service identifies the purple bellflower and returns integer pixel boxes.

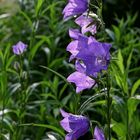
[75,13,97,35]
[67,61,96,93]
[66,33,97,63]
[62,0,88,20]
[66,40,79,61]
[60,109,90,140]
[66,31,90,61]
[12,41,27,55]
[76,40,111,76]
[94,126,105,140]
[66,29,88,61]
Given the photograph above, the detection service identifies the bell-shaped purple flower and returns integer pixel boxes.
[62,0,88,20]
[94,126,105,140]
[75,13,97,35]
[60,109,90,140]
[66,32,90,61]
[67,71,95,93]
[67,61,96,93]
[76,40,111,76]
[12,41,27,55]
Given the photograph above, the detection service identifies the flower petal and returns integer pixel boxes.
[67,71,95,93]
[60,117,72,132]
[60,109,69,117]
[69,28,80,40]
[94,126,105,140]
[62,0,88,20]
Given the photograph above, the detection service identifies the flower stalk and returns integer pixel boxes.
[61,0,112,139]
[106,71,111,140]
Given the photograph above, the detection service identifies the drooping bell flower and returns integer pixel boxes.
[12,41,27,55]
[67,71,95,93]
[67,61,96,93]
[66,32,92,61]
[94,126,105,140]
[62,0,89,20]
[60,109,90,140]
[75,13,97,35]
[66,33,97,62]
[76,40,111,76]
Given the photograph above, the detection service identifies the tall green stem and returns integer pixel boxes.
[0,68,7,140]
[106,71,111,140]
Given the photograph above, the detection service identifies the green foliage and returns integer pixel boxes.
[0,0,140,139]
[107,13,140,139]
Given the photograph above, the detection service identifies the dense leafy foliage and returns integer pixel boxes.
[0,0,140,140]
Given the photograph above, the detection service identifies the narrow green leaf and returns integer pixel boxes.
[126,49,133,71]
[78,92,105,114]
[112,25,120,43]
[127,97,140,123]
[29,39,45,61]
[6,55,16,69]
[19,123,64,136]
[4,44,11,62]
[0,50,4,66]
[131,79,140,96]
[40,66,67,83]
[129,67,140,73]
[35,0,44,16]
[117,49,124,74]
[49,58,64,69]
[20,10,33,30]
[105,29,115,41]
[112,120,126,139]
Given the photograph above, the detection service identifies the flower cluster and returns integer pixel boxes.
[60,0,111,139]
[63,0,111,94]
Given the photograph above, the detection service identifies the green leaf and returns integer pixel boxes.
[110,63,123,91]
[52,76,59,95]
[131,79,140,96]
[4,44,11,62]
[127,97,140,123]
[78,92,105,114]
[35,0,44,16]
[19,123,64,136]
[117,49,124,74]
[59,83,68,99]
[126,49,133,71]
[6,55,16,69]
[29,39,45,61]
[112,25,120,43]
[105,29,115,41]
[20,10,33,30]
[112,120,126,140]
[40,66,67,83]
[129,67,140,73]
[49,58,64,69]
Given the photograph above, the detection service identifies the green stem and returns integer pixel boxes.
[0,97,4,140]
[106,72,111,140]
[126,105,129,140]
[78,92,105,114]
[126,98,130,140]
[14,56,27,140]
[0,70,7,140]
